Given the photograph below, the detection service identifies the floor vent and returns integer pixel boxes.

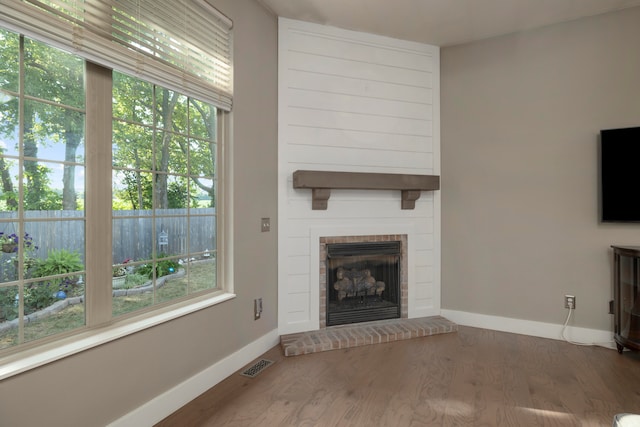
[240,359,274,378]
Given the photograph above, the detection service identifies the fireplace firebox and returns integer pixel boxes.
[326,241,401,326]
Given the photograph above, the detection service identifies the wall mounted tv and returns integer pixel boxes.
[600,126,640,223]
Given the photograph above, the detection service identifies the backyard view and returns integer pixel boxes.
[0,27,219,352]
[0,259,215,348]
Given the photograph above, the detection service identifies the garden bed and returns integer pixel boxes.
[0,267,190,334]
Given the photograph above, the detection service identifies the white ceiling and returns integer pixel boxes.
[258,0,640,46]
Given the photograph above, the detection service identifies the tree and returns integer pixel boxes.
[185,100,217,208]
[23,38,84,210]
[0,30,84,211]
[154,88,181,209]
[0,29,21,209]
[112,73,217,211]
[112,72,154,210]
[0,149,17,210]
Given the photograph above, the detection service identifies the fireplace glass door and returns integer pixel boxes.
[326,241,401,326]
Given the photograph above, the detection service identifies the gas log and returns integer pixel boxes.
[333,267,385,302]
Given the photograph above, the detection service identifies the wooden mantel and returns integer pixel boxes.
[292,170,440,210]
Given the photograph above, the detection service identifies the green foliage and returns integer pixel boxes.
[35,188,64,211]
[136,257,180,279]
[134,263,152,279]
[34,249,83,280]
[115,170,153,210]
[0,249,84,320]
[0,31,85,211]
[0,287,18,321]
[31,250,84,303]
[112,71,217,211]
[24,282,56,314]
[121,273,150,289]
[0,189,18,210]
[23,163,56,210]
[1,36,217,212]
[167,178,199,209]
[0,282,59,319]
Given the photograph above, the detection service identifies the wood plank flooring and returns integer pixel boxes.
[156,326,640,426]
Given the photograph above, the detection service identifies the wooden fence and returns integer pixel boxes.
[0,209,216,264]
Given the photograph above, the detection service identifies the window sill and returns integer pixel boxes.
[0,291,236,381]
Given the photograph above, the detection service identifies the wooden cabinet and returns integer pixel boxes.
[612,245,640,353]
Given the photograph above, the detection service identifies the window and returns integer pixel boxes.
[0,0,231,358]
[0,32,87,349]
[111,71,219,318]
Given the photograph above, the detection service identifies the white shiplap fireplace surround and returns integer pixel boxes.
[277,18,440,335]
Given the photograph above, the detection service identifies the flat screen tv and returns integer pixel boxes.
[600,126,640,223]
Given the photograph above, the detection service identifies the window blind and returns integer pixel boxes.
[0,0,233,110]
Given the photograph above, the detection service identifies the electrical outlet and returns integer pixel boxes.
[564,295,575,309]
[261,218,270,232]
[254,298,263,320]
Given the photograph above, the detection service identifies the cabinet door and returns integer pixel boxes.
[618,255,633,337]
[618,254,640,340]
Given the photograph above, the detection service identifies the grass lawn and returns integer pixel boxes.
[0,260,215,350]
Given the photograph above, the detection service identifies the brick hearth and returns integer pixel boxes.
[280,316,457,357]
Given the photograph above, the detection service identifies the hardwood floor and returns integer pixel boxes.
[156,326,640,426]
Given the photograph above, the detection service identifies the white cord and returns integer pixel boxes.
[561,306,616,349]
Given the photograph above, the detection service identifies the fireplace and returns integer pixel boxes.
[319,235,408,328]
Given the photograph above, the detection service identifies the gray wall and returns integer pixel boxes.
[0,1,278,426]
[441,7,640,331]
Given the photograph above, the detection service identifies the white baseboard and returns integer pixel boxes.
[108,328,281,427]
[440,309,616,350]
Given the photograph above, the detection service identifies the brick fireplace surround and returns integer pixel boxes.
[280,234,457,356]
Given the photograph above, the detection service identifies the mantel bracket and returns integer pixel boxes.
[312,188,331,210]
[401,190,422,210]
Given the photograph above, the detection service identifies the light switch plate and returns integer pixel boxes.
[261,218,270,232]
